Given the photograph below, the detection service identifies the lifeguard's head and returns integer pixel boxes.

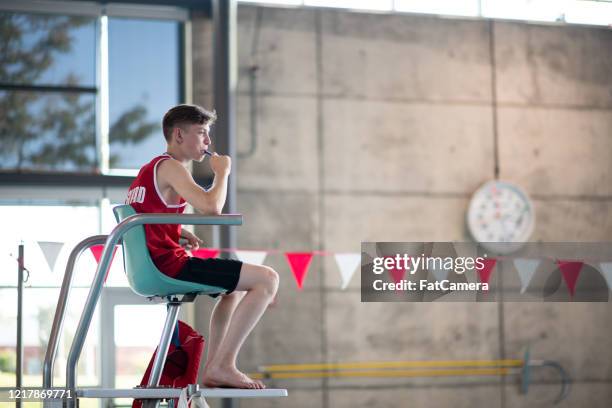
[162,104,217,162]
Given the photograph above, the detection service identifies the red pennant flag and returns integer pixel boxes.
[192,248,220,259]
[285,252,313,290]
[476,258,497,288]
[557,260,583,297]
[90,245,118,283]
[386,256,406,284]
[91,245,118,264]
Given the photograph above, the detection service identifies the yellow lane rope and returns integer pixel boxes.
[249,367,513,380]
[258,360,523,372]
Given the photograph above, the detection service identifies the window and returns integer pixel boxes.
[0,2,187,177]
[0,13,96,87]
[0,1,191,401]
[0,204,103,389]
[108,18,181,170]
[481,0,567,22]
[395,0,480,17]
[304,0,393,12]
[0,13,98,173]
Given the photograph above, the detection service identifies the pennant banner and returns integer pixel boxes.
[192,248,220,259]
[18,239,612,297]
[476,258,497,289]
[38,241,64,272]
[386,256,406,285]
[285,252,313,290]
[557,260,583,297]
[90,245,119,283]
[234,250,267,265]
[334,253,360,289]
[600,263,612,291]
[90,245,118,265]
[513,259,540,294]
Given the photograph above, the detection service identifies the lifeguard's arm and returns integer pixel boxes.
[159,159,229,215]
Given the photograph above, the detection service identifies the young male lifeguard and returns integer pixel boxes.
[125,104,279,389]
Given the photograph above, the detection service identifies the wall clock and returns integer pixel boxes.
[467,180,535,254]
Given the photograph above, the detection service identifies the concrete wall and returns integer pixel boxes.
[191,6,612,408]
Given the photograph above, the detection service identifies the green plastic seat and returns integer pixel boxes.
[113,204,226,298]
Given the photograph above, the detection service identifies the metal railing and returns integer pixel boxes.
[43,235,108,388]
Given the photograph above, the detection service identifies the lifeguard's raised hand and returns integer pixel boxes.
[208,152,231,176]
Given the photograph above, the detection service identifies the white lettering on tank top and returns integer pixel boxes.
[126,186,146,204]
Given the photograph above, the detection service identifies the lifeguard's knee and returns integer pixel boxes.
[257,266,279,297]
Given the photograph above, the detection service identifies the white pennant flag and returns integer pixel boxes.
[599,263,612,291]
[234,250,267,266]
[334,253,361,290]
[38,241,64,272]
[513,258,540,294]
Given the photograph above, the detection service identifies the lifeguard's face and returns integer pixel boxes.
[175,123,211,161]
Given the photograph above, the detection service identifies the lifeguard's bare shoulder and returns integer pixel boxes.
[156,158,189,185]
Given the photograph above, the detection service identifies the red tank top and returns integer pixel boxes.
[125,154,189,277]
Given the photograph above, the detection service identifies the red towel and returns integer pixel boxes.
[132,320,204,408]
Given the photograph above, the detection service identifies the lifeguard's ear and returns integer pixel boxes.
[174,127,183,144]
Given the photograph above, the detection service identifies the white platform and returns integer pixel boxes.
[77,387,288,399]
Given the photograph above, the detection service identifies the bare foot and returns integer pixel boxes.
[203,365,266,389]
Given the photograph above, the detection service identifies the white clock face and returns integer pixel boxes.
[467,180,535,253]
